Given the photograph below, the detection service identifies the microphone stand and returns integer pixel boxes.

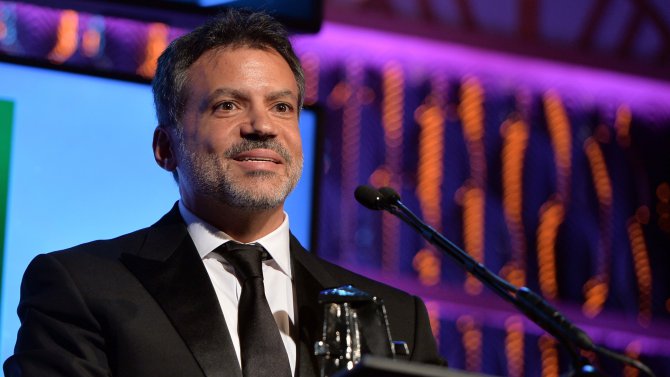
[357,186,655,377]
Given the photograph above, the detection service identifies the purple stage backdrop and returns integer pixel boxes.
[295,23,670,377]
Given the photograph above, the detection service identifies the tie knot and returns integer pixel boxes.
[217,241,266,282]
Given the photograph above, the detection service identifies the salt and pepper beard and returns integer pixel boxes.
[177,137,303,211]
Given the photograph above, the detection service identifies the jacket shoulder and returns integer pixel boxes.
[47,226,151,261]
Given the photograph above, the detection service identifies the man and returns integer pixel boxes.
[4,9,443,377]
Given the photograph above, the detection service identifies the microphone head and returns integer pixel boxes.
[379,187,401,204]
[354,185,386,210]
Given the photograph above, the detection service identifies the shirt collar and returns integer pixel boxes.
[178,200,293,279]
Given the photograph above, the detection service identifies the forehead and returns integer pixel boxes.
[184,46,297,93]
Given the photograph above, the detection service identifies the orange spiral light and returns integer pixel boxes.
[137,23,169,78]
[48,10,79,63]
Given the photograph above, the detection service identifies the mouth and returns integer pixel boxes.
[232,149,284,165]
[235,157,279,163]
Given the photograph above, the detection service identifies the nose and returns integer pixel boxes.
[240,107,277,139]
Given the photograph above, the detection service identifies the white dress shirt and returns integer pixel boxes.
[178,201,297,375]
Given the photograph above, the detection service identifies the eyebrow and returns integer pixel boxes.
[265,90,298,103]
[200,88,298,112]
[200,88,245,112]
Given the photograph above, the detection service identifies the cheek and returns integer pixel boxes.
[206,138,232,155]
[286,126,302,151]
[289,136,303,161]
[190,127,235,155]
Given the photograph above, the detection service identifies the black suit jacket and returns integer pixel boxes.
[4,205,443,376]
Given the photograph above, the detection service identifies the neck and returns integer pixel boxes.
[182,198,285,243]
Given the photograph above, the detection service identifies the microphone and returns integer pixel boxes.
[354,185,388,210]
[355,185,656,377]
[378,187,400,204]
[356,186,416,228]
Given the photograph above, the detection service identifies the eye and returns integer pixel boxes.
[274,103,293,113]
[214,101,237,112]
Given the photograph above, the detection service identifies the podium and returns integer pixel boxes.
[334,356,498,377]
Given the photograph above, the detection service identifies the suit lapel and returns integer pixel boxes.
[290,236,340,377]
[119,208,339,377]
[121,205,241,377]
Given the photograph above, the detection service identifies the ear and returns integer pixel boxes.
[153,126,178,172]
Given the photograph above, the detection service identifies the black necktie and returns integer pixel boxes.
[217,241,292,377]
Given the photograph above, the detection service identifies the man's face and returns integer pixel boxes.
[174,46,303,211]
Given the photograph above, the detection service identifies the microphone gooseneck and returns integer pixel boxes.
[356,185,656,377]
